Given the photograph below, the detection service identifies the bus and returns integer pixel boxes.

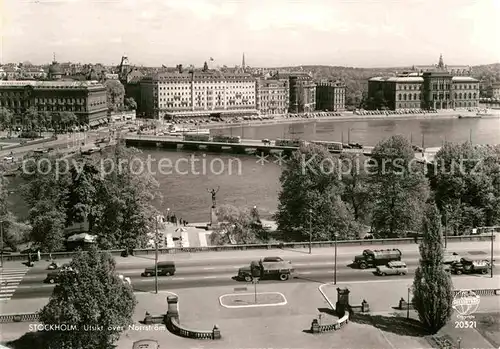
[310,140,343,152]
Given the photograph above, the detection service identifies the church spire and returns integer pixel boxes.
[438,53,444,69]
[242,52,246,69]
[53,52,56,63]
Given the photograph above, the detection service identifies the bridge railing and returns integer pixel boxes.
[2,235,493,262]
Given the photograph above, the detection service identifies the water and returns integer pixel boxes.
[8,118,500,223]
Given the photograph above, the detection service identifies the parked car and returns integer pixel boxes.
[261,257,285,263]
[44,265,73,284]
[375,261,408,276]
[443,252,460,265]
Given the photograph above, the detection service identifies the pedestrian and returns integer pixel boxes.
[37,250,41,261]
[414,235,418,244]
[179,218,183,226]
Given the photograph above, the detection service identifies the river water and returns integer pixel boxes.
[9,117,500,223]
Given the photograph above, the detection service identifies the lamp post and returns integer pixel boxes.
[491,228,494,278]
[407,286,411,319]
[334,233,338,285]
[443,205,449,249]
[0,220,3,268]
[154,216,159,294]
[308,209,313,254]
[457,337,462,349]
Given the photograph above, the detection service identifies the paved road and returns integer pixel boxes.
[9,247,498,299]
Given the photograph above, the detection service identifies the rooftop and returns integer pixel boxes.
[369,76,424,83]
[0,80,105,89]
[451,76,479,82]
[147,71,255,82]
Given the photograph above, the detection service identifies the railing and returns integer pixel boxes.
[310,313,349,333]
[2,235,494,262]
[0,313,39,323]
[169,318,219,340]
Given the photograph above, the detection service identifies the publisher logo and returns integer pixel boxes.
[452,290,480,319]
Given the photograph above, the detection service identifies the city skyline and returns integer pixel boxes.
[1,0,499,68]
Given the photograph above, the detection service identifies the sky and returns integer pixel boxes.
[1,0,499,68]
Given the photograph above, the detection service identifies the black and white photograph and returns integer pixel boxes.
[0,0,499,348]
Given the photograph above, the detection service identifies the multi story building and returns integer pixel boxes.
[139,70,257,119]
[255,78,289,115]
[367,55,479,110]
[272,72,316,113]
[315,80,346,111]
[491,83,500,100]
[0,80,107,126]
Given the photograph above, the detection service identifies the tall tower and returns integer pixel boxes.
[242,53,246,70]
[437,54,445,70]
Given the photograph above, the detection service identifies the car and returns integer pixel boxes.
[376,261,408,276]
[141,261,176,277]
[443,252,460,264]
[44,265,73,284]
[262,256,284,263]
[3,156,14,162]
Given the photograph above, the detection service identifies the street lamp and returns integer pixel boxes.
[457,337,462,349]
[334,233,338,285]
[407,286,411,319]
[154,216,160,294]
[308,209,313,254]
[0,220,3,268]
[491,228,494,278]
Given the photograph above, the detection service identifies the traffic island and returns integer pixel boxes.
[219,292,287,308]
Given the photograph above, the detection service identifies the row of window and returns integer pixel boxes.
[158,101,255,108]
[398,85,421,91]
[454,84,479,90]
[398,93,421,101]
[156,85,255,90]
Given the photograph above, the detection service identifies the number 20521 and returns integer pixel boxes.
[455,321,476,329]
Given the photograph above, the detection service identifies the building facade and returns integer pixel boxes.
[255,79,289,115]
[491,83,500,100]
[315,80,346,111]
[0,80,108,125]
[367,56,479,110]
[273,72,316,113]
[139,71,258,119]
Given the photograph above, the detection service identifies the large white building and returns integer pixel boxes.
[139,71,258,119]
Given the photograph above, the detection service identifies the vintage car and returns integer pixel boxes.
[375,261,408,276]
[450,257,491,275]
[443,252,461,265]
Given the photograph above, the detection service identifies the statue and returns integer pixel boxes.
[207,186,220,208]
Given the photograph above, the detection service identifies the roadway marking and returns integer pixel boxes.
[219,292,288,309]
[300,272,312,275]
[203,267,215,270]
[203,276,217,279]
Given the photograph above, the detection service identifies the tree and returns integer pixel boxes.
[38,248,136,349]
[339,152,372,224]
[369,135,429,237]
[0,107,14,136]
[430,142,500,234]
[1,177,31,251]
[104,80,125,112]
[29,200,66,252]
[209,204,262,245]
[124,97,137,111]
[275,144,361,241]
[412,203,453,334]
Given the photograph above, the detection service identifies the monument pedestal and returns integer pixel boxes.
[209,206,218,228]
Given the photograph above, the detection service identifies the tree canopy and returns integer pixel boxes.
[38,247,136,349]
[104,80,125,112]
[21,145,160,252]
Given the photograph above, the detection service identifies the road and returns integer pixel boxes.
[9,247,498,299]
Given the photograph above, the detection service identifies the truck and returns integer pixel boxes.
[184,134,210,142]
[212,135,241,144]
[275,138,305,147]
[237,259,294,282]
[450,257,491,275]
[353,248,402,269]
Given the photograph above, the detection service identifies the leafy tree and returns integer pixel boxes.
[104,80,125,112]
[1,177,31,251]
[29,200,66,252]
[209,204,262,245]
[38,247,136,349]
[339,152,372,224]
[275,144,361,241]
[430,142,500,234]
[369,135,429,237]
[0,107,14,136]
[124,97,137,111]
[412,203,453,334]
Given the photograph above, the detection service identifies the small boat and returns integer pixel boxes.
[476,110,496,117]
[458,114,481,119]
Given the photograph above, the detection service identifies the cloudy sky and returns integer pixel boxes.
[1,0,499,67]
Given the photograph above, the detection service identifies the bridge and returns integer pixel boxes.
[122,134,443,161]
[122,134,373,155]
